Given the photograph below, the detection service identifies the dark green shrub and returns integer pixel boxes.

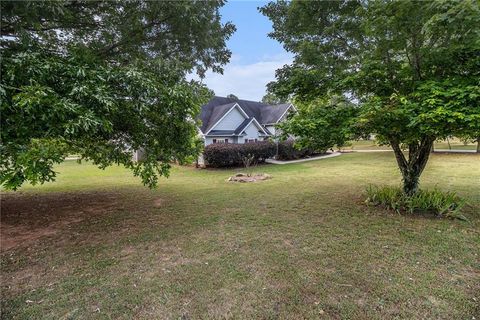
[365,185,467,220]
[204,141,276,167]
[276,140,316,160]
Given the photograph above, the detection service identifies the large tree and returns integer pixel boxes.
[1,1,235,190]
[261,0,480,195]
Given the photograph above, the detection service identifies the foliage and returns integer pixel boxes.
[261,0,480,195]
[456,133,480,153]
[204,141,275,167]
[275,140,316,161]
[1,1,235,76]
[0,0,235,190]
[365,185,467,220]
[261,92,285,105]
[226,93,239,100]
[278,96,358,152]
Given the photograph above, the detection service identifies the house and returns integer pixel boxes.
[198,96,295,146]
[132,96,295,163]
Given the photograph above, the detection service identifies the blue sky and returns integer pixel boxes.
[192,1,293,101]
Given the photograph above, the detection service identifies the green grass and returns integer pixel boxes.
[1,152,479,319]
[345,138,477,151]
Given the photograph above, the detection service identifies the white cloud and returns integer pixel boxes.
[190,54,293,101]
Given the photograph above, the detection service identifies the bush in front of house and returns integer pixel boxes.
[275,140,316,160]
[204,141,276,167]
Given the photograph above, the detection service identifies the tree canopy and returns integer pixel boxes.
[278,96,357,152]
[226,93,239,100]
[261,0,480,195]
[1,0,235,190]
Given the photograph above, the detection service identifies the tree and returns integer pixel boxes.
[261,92,284,105]
[261,0,480,195]
[278,96,357,152]
[456,131,480,153]
[226,93,239,100]
[1,1,235,190]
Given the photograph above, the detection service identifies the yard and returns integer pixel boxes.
[343,138,478,151]
[1,152,479,319]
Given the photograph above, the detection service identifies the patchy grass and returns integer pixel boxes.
[1,152,479,319]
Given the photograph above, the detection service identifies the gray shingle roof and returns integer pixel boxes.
[233,118,252,135]
[207,130,236,136]
[199,101,237,133]
[260,104,291,124]
[198,96,292,134]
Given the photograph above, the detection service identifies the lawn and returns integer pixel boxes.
[344,138,478,151]
[1,152,479,319]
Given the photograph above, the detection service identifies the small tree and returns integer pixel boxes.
[457,133,480,153]
[241,154,256,176]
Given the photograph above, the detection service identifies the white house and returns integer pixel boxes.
[198,96,296,146]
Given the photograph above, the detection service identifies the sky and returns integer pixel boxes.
[192,1,293,101]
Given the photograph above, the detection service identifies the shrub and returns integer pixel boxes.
[276,140,316,161]
[365,185,467,220]
[204,141,276,167]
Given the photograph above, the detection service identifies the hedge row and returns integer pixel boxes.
[203,140,318,167]
[204,141,275,167]
[276,140,316,161]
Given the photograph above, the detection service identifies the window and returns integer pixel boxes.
[213,138,228,144]
[225,139,229,143]
[212,139,217,144]
[245,139,257,143]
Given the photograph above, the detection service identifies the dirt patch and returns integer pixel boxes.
[1,191,120,251]
[227,173,271,183]
[153,198,165,208]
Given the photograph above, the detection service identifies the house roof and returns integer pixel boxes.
[233,118,252,135]
[199,102,237,134]
[260,104,292,124]
[198,96,293,134]
[207,130,236,136]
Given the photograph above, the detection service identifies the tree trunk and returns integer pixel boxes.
[390,137,435,196]
[477,137,480,153]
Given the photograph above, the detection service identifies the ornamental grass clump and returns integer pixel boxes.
[365,185,466,220]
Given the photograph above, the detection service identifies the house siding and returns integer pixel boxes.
[210,107,246,131]
[205,136,234,145]
[241,121,262,143]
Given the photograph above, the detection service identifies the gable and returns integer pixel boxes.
[277,104,295,123]
[210,105,247,132]
[198,96,295,133]
[242,121,261,137]
[239,118,269,136]
[199,102,236,133]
